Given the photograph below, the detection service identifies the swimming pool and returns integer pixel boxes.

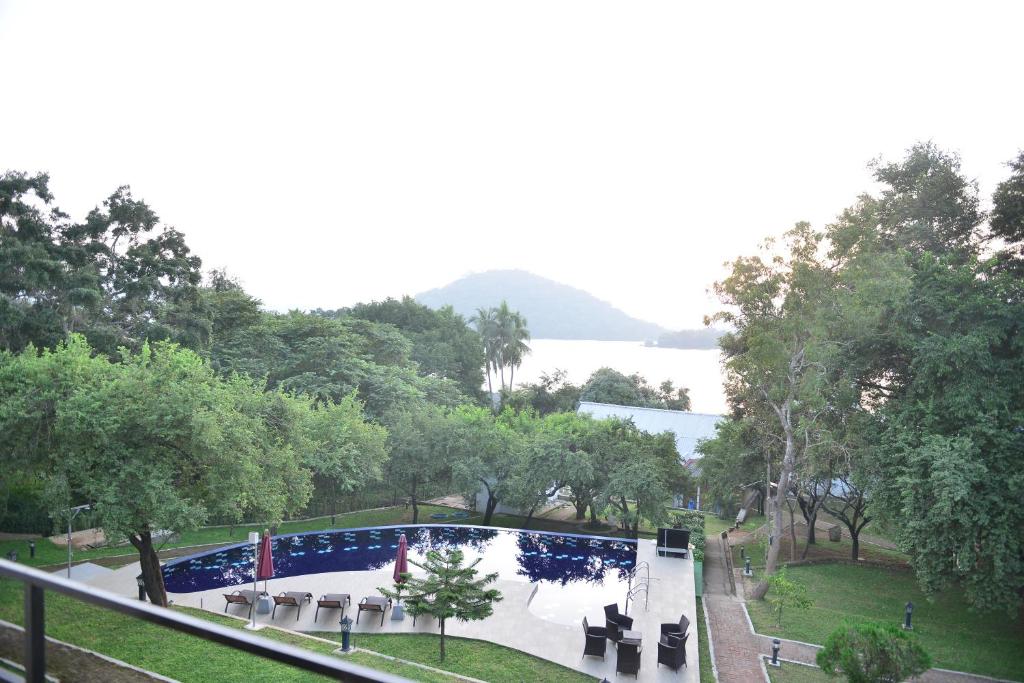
[162,525,638,625]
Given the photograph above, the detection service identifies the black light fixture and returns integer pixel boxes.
[740,545,746,559]
[340,616,353,651]
[136,574,147,601]
[744,557,753,576]
[903,601,914,630]
[770,638,781,666]
[28,540,36,558]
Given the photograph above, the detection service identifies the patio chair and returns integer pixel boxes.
[581,617,607,660]
[223,589,260,616]
[660,614,690,639]
[357,596,392,626]
[615,641,642,677]
[272,591,313,621]
[604,603,634,642]
[315,593,351,622]
[657,632,688,671]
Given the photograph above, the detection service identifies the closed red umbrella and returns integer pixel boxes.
[257,529,274,593]
[393,533,408,584]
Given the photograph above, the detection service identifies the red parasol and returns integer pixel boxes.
[393,533,408,584]
[256,529,274,593]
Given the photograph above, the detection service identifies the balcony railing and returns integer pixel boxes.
[0,559,411,683]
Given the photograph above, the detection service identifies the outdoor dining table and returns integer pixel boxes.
[620,629,643,646]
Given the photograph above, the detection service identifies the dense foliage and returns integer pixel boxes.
[579,367,691,410]
[700,143,1024,611]
[817,623,931,683]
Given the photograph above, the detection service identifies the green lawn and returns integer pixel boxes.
[312,632,591,683]
[746,563,1024,681]
[766,661,832,683]
[731,531,907,571]
[0,578,594,682]
[695,597,714,683]
[0,579,353,682]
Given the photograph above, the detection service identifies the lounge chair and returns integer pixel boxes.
[357,596,392,626]
[661,614,690,639]
[657,632,688,670]
[581,617,607,660]
[657,527,690,558]
[272,591,313,621]
[616,641,642,677]
[315,593,351,622]
[604,603,634,643]
[223,589,261,616]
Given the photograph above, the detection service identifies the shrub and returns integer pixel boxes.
[671,509,706,532]
[817,622,931,683]
[766,568,811,627]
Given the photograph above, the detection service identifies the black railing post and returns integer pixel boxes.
[24,583,45,683]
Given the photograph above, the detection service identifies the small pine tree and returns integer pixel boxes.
[379,548,502,662]
[766,568,811,627]
[817,622,931,683]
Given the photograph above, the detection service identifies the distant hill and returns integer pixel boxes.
[415,270,667,341]
[656,328,725,349]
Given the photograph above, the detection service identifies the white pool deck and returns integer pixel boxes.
[85,538,698,682]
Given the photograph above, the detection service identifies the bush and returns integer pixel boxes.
[817,622,931,683]
[766,568,811,627]
[0,476,52,534]
[671,509,706,532]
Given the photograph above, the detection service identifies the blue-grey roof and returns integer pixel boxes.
[577,401,724,461]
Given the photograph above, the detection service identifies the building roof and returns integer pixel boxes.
[576,401,724,460]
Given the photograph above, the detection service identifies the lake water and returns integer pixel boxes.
[509,339,728,415]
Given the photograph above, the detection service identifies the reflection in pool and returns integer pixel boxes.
[163,525,637,624]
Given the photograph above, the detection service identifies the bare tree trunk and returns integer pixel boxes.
[130,530,168,607]
[786,497,797,562]
[751,406,795,601]
[439,617,447,661]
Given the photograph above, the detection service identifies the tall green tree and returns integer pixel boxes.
[43,339,313,605]
[382,403,456,523]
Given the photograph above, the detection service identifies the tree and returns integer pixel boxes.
[340,297,485,400]
[469,306,499,397]
[765,569,811,627]
[450,406,523,525]
[604,428,685,535]
[470,301,531,394]
[47,338,313,605]
[817,623,931,683]
[383,404,456,523]
[709,223,835,600]
[579,367,691,410]
[380,549,502,662]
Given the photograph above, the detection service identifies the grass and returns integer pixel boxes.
[744,563,1024,681]
[313,632,592,683]
[0,577,594,682]
[730,530,907,571]
[766,661,832,683]
[695,597,714,683]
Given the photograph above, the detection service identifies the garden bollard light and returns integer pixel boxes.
[740,545,745,559]
[340,616,353,651]
[903,601,914,630]
[136,574,147,601]
[770,639,781,666]
[331,515,336,527]
[28,540,35,558]
[744,557,752,576]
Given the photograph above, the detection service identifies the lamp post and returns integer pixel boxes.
[28,540,35,559]
[903,601,914,630]
[66,503,91,579]
[339,616,353,652]
[770,638,781,667]
[248,531,260,630]
[744,557,753,577]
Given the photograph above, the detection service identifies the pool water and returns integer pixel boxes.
[163,525,637,625]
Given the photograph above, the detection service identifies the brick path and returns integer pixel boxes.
[704,533,767,682]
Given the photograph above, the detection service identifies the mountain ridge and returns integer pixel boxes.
[415,270,667,341]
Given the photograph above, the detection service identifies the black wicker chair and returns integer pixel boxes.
[657,632,688,671]
[604,603,634,642]
[660,613,690,639]
[582,617,607,660]
[616,641,642,677]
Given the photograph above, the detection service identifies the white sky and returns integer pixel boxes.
[2,1,1022,330]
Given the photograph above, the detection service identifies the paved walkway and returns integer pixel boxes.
[703,533,766,682]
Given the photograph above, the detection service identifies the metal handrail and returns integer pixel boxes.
[624,583,648,615]
[627,560,650,590]
[0,559,410,683]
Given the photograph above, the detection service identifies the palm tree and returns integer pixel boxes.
[504,311,531,391]
[469,306,498,397]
